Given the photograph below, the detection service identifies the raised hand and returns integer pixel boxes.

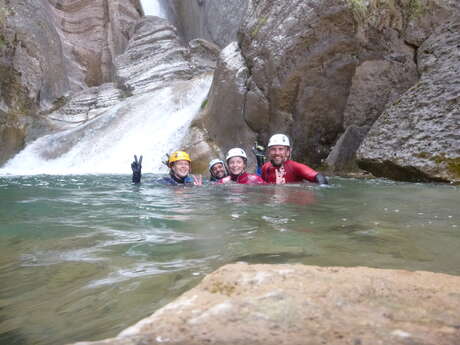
[131,155,143,183]
[252,141,266,167]
[193,174,203,186]
[275,165,286,184]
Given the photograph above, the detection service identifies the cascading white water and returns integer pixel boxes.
[141,0,166,17]
[0,75,212,175]
[0,0,214,176]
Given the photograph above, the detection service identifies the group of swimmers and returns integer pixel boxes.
[131,134,328,185]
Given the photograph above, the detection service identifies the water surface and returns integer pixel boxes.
[0,175,459,345]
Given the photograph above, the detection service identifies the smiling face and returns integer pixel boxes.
[268,145,290,166]
[228,157,246,176]
[211,163,227,179]
[171,160,190,178]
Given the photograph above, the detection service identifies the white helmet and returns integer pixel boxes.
[226,148,247,162]
[268,134,290,148]
[208,158,225,173]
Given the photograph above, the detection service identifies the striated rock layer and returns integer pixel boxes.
[44,16,219,133]
[0,0,143,164]
[47,0,144,90]
[357,20,460,183]
[72,263,460,345]
[17,15,219,171]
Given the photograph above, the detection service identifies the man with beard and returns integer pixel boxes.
[208,158,228,182]
[261,134,328,185]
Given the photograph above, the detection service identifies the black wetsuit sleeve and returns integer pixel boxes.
[252,143,265,176]
[132,170,141,184]
[315,173,328,185]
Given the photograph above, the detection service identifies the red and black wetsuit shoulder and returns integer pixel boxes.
[261,160,319,183]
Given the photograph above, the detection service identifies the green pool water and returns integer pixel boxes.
[0,175,459,345]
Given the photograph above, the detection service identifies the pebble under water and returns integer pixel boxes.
[0,175,459,345]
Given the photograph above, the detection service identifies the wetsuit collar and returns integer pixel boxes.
[230,171,246,182]
[169,171,188,184]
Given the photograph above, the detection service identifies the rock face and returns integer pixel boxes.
[164,0,249,47]
[73,263,460,345]
[114,17,218,95]
[48,0,143,90]
[357,20,460,183]
[37,15,218,164]
[0,0,143,165]
[199,0,457,178]
[186,42,260,170]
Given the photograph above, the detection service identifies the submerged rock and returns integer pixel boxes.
[72,263,460,345]
[357,20,460,183]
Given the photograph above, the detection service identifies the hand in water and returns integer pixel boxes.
[131,155,143,173]
[275,166,286,184]
[131,155,143,183]
[193,175,203,186]
[220,176,232,184]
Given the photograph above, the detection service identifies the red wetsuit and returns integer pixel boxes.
[218,172,265,185]
[261,160,318,184]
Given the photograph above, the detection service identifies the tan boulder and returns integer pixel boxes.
[74,263,460,345]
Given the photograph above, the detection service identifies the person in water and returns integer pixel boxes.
[218,148,265,185]
[208,158,228,182]
[261,134,328,185]
[131,151,202,185]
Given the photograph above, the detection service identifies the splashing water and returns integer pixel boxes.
[0,76,212,175]
[141,0,166,17]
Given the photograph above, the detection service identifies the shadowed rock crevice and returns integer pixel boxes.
[164,0,249,47]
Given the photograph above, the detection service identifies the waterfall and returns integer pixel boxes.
[0,75,211,175]
[141,0,166,17]
[0,0,216,176]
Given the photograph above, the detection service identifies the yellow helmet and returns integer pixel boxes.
[168,151,191,167]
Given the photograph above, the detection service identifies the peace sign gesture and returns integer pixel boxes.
[131,155,143,183]
[131,155,143,173]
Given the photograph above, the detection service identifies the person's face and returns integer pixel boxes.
[268,145,290,166]
[228,157,245,175]
[211,163,226,179]
[171,160,190,178]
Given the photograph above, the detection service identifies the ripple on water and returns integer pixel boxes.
[1,175,460,345]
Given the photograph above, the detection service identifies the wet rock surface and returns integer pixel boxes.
[357,20,460,183]
[114,17,217,95]
[187,42,258,168]
[0,3,218,164]
[48,0,144,90]
[0,0,143,164]
[201,0,457,179]
[45,16,217,133]
[73,263,460,345]
[165,0,249,47]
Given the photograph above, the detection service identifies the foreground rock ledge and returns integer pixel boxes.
[74,263,460,345]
